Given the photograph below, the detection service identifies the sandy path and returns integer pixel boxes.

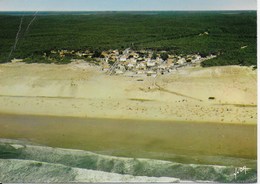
[0,63,257,124]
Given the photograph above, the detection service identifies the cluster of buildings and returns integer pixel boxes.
[48,48,216,76]
[98,48,216,76]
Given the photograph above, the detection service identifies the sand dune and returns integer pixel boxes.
[0,62,257,124]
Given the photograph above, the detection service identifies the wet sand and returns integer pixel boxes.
[0,113,256,168]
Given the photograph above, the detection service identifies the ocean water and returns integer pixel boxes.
[0,139,257,183]
[0,113,257,182]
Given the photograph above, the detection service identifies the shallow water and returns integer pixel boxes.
[0,113,256,168]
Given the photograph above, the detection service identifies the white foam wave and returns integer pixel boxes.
[0,159,180,182]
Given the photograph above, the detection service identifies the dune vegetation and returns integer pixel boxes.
[0,11,256,67]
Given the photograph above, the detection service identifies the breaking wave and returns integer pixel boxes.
[0,159,181,182]
[0,139,257,183]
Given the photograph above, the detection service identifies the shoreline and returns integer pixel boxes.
[0,111,257,126]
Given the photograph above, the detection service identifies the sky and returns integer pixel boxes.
[0,0,257,11]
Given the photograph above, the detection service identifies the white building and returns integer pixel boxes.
[146,70,157,77]
[136,63,146,70]
[177,58,186,65]
[11,58,23,63]
[127,63,135,69]
[119,57,127,62]
[147,60,156,67]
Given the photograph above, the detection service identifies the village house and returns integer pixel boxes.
[146,59,156,67]
[176,58,185,65]
[146,70,157,77]
[136,62,146,70]
[126,63,135,70]
[11,58,23,63]
[119,56,127,62]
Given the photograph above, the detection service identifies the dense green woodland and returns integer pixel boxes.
[0,11,256,67]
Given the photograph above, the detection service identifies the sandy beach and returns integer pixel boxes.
[0,62,257,182]
[0,62,257,124]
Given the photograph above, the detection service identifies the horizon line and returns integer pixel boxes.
[0,10,256,12]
